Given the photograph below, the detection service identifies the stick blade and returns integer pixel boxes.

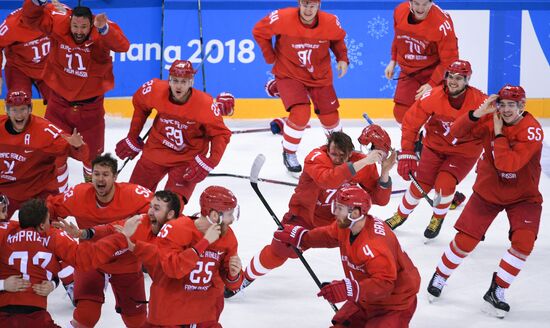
[250,154,266,183]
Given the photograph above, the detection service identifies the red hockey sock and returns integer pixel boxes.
[318,111,341,135]
[495,230,534,288]
[121,312,147,328]
[245,245,288,281]
[436,232,478,279]
[73,300,102,327]
[432,171,457,219]
[283,104,310,153]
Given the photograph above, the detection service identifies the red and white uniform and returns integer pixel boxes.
[451,112,543,206]
[0,115,89,218]
[0,221,128,327]
[401,86,487,157]
[21,0,129,164]
[0,5,60,97]
[289,146,391,229]
[253,7,348,87]
[128,79,231,202]
[391,1,458,87]
[133,216,243,326]
[21,0,129,102]
[46,182,151,275]
[129,80,231,168]
[303,217,420,322]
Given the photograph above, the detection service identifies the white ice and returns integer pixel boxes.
[45,117,550,328]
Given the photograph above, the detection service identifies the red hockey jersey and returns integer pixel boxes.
[401,85,487,158]
[391,1,459,86]
[46,182,152,274]
[128,79,231,167]
[303,217,420,311]
[451,111,543,205]
[0,115,89,202]
[253,7,348,87]
[22,0,129,101]
[289,146,391,228]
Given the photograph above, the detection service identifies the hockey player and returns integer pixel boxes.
[253,0,349,175]
[227,129,396,297]
[115,60,233,205]
[386,60,487,240]
[46,153,152,328]
[0,90,89,219]
[0,3,65,99]
[275,185,420,326]
[125,186,244,327]
[22,0,130,181]
[0,198,140,328]
[385,0,459,123]
[426,85,543,318]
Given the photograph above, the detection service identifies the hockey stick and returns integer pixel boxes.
[231,127,272,134]
[209,172,298,187]
[117,46,218,174]
[249,154,338,313]
[197,0,207,91]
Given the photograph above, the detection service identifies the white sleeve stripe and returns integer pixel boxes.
[195,155,213,172]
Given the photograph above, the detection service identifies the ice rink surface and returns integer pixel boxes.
[46,117,550,328]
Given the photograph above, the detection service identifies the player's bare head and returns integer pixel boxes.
[331,185,371,229]
[19,198,50,231]
[169,60,195,102]
[71,7,93,44]
[91,153,118,199]
[409,0,433,21]
[298,0,320,25]
[200,186,239,235]
[0,194,9,221]
[327,131,354,165]
[5,91,32,133]
[149,190,181,235]
[497,85,526,125]
[445,60,472,96]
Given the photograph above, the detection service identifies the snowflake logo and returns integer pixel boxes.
[367,16,389,40]
[334,36,364,70]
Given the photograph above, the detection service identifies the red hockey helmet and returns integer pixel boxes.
[5,91,31,107]
[334,185,371,215]
[446,60,472,79]
[169,60,196,79]
[498,84,525,103]
[358,124,392,153]
[200,186,238,217]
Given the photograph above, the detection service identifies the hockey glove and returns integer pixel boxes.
[317,278,360,304]
[270,117,286,135]
[265,79,280,98]
[183,154,215,183]
[216,92,235,116]
[397,150,418,181]
[115,135,144,160]
[273,224,308,249]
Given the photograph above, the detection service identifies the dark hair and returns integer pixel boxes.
[92,153,118,175]
[72,6,93,25]
[154,190,181,217]
[327,131,354,155]
[19,199,48,229]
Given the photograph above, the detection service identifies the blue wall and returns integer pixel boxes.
[1,0,549,98]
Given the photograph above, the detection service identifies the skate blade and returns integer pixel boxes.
[424,238,435,245]
[286,170,301,179]
[427,294,439,304]
[482,300,507,319]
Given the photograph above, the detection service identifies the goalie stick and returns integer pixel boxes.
[249,154,338,313]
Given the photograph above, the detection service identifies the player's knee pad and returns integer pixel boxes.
[434,171,457,197]
[318,111,340,128]
[121,312,147,328]
[393,103,409,124]
[288,104,311,128]
[455,231,480,253]
[409,180,431,199]
[73,300,102,327]
[511,229,536,256]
